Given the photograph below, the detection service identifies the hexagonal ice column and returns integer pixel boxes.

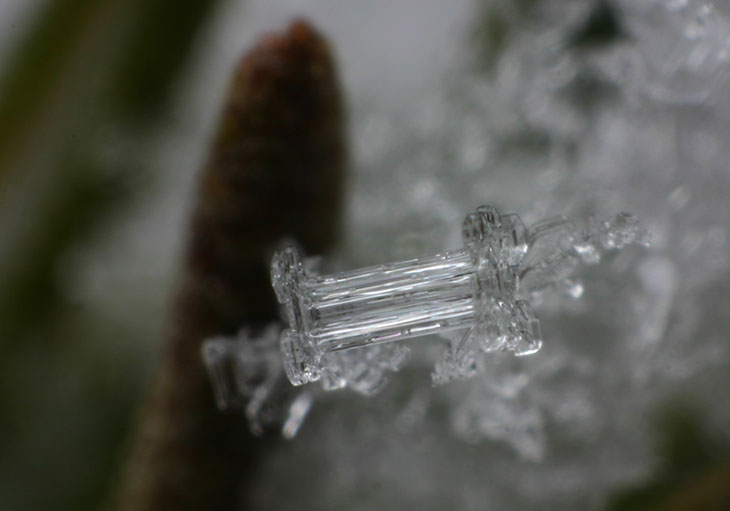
[271,205,543,387]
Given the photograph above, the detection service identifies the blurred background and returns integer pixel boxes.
[1,0,730,510]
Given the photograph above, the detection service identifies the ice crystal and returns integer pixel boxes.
[201,325,312,438]
[450,357,546,461]
[202,206,647,438]
[271,205,648,389]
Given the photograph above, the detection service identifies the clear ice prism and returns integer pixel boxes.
[271,205,648,388]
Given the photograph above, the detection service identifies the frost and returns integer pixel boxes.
[205,206,647,440]
[271,205,648,388]
[201,325,312,438]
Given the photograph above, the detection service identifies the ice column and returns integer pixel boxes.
[271,205,542,387]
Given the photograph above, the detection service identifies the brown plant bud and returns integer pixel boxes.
[113,19,346,511]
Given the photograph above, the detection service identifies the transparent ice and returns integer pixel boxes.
[271,205,648,389]
[201,325,313,439]
[205,205,646,437]
[201,326,410,434]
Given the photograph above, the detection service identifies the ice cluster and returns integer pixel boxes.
[271,205,646,393]
[204,206,646,435]
[201,326,313,439]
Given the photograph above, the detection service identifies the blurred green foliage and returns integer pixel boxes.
[108,0,221,119]
[607,406,730,511]
[0,0,99,177]
[0,154,127,347]
[567,1,625,50]
[0,0,224,509]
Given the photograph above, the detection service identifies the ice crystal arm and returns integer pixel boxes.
[201,325,312,438]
